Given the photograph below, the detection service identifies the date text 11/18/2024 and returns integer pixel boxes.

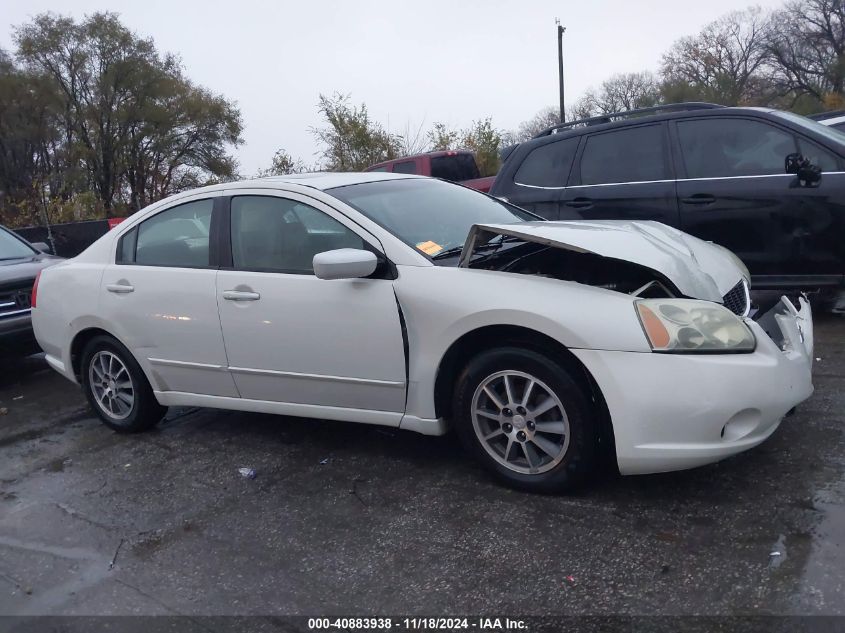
[307,617,528,630]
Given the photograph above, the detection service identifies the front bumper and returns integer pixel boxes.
[573,296,814,475]
[0,311,40,357]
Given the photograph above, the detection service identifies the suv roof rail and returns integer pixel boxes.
[532,102,724,138]
[807,109,845,121]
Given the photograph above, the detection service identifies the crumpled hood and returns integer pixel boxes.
[460,220,746,302]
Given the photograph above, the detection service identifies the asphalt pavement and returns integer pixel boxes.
[0,316,843,617]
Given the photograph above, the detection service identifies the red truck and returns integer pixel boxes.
[365,150,496,192]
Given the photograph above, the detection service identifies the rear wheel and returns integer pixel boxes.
[80,335,166,433]
[453,347,597,492]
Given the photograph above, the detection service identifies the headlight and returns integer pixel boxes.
[635,299,756,353]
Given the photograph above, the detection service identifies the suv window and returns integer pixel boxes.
[797,137,839,172]
[677,119,797,178]
[513,137,579,187]
[580,125,668,185]
[230,196,365,273]
[392,161,417,174]
[135,199,213,267]
[431,154,480,181]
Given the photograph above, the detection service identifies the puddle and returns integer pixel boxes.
[769,534,788,569]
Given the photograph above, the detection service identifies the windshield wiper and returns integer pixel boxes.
[430,246,466,260]
[431,235,521,261]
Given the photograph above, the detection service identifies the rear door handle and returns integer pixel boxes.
[106,283,134,293]
[681,194,716,205]
[565,197,593,209]
[222,290,260,301]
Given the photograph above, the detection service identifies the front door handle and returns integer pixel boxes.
[565,197,594,209]
[106,283,134,293]
[222,290,260,302]
[681,194,716,205]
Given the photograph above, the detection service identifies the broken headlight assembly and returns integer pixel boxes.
[635,299,756,353]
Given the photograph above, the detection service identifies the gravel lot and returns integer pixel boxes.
[0,316,843,618]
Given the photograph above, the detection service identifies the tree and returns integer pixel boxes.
[397,119,429,156]
[427,122,460,151]
[767,0,845,110]
[661,7,771,105]
[257,149,308,177]
[567,72,662,121]
[426,119,503,176]
[312,92,400,171]
[0,49,56,207]
[13,12,242,214]
[515,107,561,141]
[122,80,242,209]
[461,118,503,176]
[598,72,662,111]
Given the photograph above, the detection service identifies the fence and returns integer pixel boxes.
[15,219,124,258]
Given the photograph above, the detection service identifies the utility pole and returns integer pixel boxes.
[556,18,566,123]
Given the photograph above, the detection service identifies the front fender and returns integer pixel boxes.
[394,265,650,421]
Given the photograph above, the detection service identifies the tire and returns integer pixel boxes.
[452,346,597,492]
[80,335,166,433]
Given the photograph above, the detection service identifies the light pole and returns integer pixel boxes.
[556,18,566,123]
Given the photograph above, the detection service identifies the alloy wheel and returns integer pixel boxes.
[471,370,570,474]
[88,350,135,420]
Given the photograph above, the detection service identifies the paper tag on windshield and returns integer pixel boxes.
[416,240,443,256]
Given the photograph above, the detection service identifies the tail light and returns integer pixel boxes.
[31,271,41,308]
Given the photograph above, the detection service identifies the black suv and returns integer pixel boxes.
[490,103,845,293]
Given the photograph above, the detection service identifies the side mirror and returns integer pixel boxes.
[313,248,378,280]
[31,242,51,254]
[785,153,822,187]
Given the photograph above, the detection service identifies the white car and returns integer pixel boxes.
[32,173,814,491]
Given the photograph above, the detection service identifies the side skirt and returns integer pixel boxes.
[154,391,403,427]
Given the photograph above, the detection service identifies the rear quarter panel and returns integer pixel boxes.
[31,231,117,379]
[32,261,107,378]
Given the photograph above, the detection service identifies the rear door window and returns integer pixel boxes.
[579,125,668,185]
[135,199,213,267]
[513,137,579,187]
[677,118,797,178]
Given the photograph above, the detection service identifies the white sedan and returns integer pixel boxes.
[32,173,814,491]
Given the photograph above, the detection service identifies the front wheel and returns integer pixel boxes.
[80,335,166,433]
[453,347,598,492]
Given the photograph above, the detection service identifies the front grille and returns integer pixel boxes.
[722,279,749,316]
[0,281,33,318]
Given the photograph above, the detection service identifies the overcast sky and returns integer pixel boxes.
[3,0,786,175]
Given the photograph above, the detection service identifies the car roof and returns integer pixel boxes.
[250,171,423,190]
[163,171,423,199]
[526,104,780,146]
[125,172,426,216]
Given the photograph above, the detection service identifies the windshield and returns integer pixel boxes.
[327,178,534,257]
[0,227,36,260]
[772,110,845,146]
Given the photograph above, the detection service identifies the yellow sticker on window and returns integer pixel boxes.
[416,240,443,256]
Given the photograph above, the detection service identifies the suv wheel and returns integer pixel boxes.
[80,335,166,433]
[453,347,597,492]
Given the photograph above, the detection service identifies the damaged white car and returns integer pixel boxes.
[32,173,814,491]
